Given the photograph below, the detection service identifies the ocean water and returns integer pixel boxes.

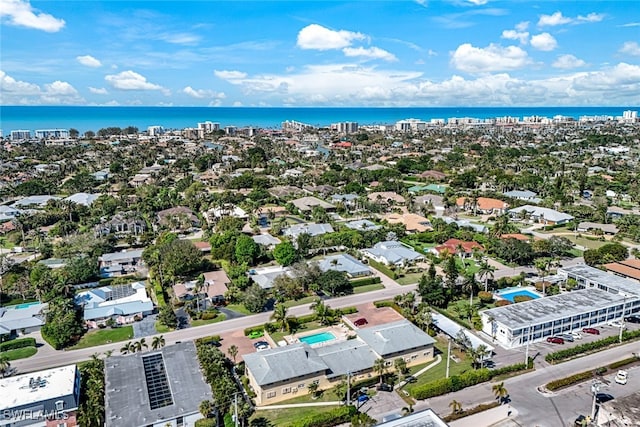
[0,106,636,134]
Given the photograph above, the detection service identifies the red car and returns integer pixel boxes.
[582,327,600,335]
[547,336,564,344]
[354,318,368,327]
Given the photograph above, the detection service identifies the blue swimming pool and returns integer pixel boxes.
[299,332,336,345]
[496,288,541,303]
[14,302,40,309]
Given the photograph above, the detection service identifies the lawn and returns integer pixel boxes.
[225,304,252,315]
[396,272,424,286]
[69,326,134,350]
[2,346,37,361]
[283,295,319,308]
[562,235,609,250]
[353,283,385,294]
[404,337,473,393]
[252,406,340,427]
[265,388,341,405]
[191,314,226,327]
[155,321,172,333]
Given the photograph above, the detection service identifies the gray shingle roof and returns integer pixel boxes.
[313,340,378,378]
[318,254,371,277]
[356,320,436,357]
[243,343,328,386]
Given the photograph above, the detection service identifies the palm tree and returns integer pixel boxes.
[461,271,478,309]
[307,381,319,399]
[152,335,165,350]
[120,341,134,354]
[270,303,289,332]
[373,358,387,386]
[394,358,407,378]
[449,399,463,414]
[492,382,509,403]
[0,355,11,378]
[477,260,495,292]
[227,344,238,364]
[134,338,148,352]
[535,258,551,296]
[414,304,433,334]
[401,404,414,417]
[311,299,332,325]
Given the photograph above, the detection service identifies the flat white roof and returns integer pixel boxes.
[0,364,77,411]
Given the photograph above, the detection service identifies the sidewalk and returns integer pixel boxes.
[449,404,518,427]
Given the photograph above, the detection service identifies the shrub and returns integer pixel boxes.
[288,405,357,427]
[200,312,218,320]
[546,370,593,391]
[374,300,395,308]
[340,306,358,315]
[350,277,382,287]
[545,329,640,363]
[513,295,534,303]
[196,335,221,346]
[0,337,36,352]
[495,300,511,307]
[368,259,397,279]
[195,419,217,427]
[609,355,640,370]
[478,291,494,304]
[443,402,500,422]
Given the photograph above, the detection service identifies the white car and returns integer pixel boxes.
[615,370,628,385]
[607,320,626,329]
[571,331,583,340]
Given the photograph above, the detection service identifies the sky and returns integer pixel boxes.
[1,0,639,107]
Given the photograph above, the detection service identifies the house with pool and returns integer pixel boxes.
[480,265,640,349]
[243,320,435,405]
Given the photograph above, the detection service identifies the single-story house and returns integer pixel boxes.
[431,238,484,258]
[383,213,431,233]
[509,205,574,225]
[344,219,381,231]
[206,204,248,222]
[98,249,145,278]
[252,233,281,249]
[330,194,359,206]
[577,222,619,235]
[361,241,424,267]
[282,223,334,239]
[503,190,542,204]
[418,170,446,181]
[290,196,335,213]
[65,193,100,206]
[83,301,154,328]
[12,195,60,209]
[76,281,153,328]
[456,197,508,215]
[367,192,405,205]
[157,206,200,229]
[0,302,48,336]
[318,254,372,278]
[248,265,294,290]
[604,259,640,282]
[442,217,488,233]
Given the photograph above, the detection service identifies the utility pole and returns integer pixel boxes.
[446,339,451,378]
[619,297,627,344]
[346,372,351,406]
[234,393,239,427]
[590,380,600,421]
[524,324,531,366]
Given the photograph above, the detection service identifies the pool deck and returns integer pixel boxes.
[283,324,355,347]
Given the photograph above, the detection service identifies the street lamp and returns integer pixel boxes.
[619,297,627,344]
[590,380,601,421]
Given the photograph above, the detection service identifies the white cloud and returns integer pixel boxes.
[450,43,530,73]
[297,24,366,50]
[89,87,108,95]
[0,70,83,104]
[552,54,586,69]
[158,32,200,45]
[214,70,248,80]
[0,0,65,32]
[183,86,226,99]
[466,0,488,5]
[342,46,397,62]
[620,41,640,56]
[530,33,558,51]
[538,11,573,27]
[501,29,529,44]
[515,21,529,32]
[76,55,102,68]
[538,11,604,27]
[105,70,164,91]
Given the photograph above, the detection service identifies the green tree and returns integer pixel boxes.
[235,235,260,265]
[393,358,407,378]
[477,260,495,292]
[40,297,83,349]
[152,335,165,350]
[0,355,11,378]
[273,241,297,266]
[307,381,320,399]
[449,399,462,414]
[158,306,178,329]
[199,400,214,418]
[77,355,105,427]
[270,303,290,332]
[317,270,352,296]
[311,299,333,325]
[244,283,268,313]
[492,382,509,403]
[373,358,387,386]
[227,344,238,364]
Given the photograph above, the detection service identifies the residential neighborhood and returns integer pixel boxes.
[1,111,640,427]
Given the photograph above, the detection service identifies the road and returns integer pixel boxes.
[418,339,640,427]
[12,283,417,374]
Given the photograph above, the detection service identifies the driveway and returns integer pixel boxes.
[219,306,246,321]
[133,314,157,338]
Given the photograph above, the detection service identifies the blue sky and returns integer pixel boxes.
[1,0,639,106]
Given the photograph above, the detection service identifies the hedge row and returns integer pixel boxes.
[546,370,594,391]
[195,335,221,346]
[350,276,382,287]
[368,259,397,279]
[545,329,640,363]
[244,306,359,336]
[442,401,501,422]
[287,405,356,427]
[194,418,216,427]
[0,337,36,352]
[431,306,473,331]
[609,355,640,370]
[412,361,533,400]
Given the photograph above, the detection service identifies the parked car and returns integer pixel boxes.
[571,331,583,340]
[582,327,600,335]
[376,383,393,392]
[248,330,264,339]
[574,415,588,426]
[624,315,640,324]
[547,336,564,344]
[560,334,574,342]
[607,320,626,328]
[596,393,614,404]
[357,394,370,403]
[615,370,628,385]
[253,341,270,351]
[354,318,368,327]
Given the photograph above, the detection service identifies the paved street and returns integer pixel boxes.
[419,340,640,427]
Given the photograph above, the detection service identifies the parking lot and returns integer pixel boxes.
[343,304,405,329]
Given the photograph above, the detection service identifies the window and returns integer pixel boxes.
[282,387,292,394]
[266,391,276,398]
[55,401,64,411]
[57,424,66,427]
[177,417,184,427]
[298,383,305,388]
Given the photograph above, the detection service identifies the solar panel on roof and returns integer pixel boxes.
[142,354,174,410]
